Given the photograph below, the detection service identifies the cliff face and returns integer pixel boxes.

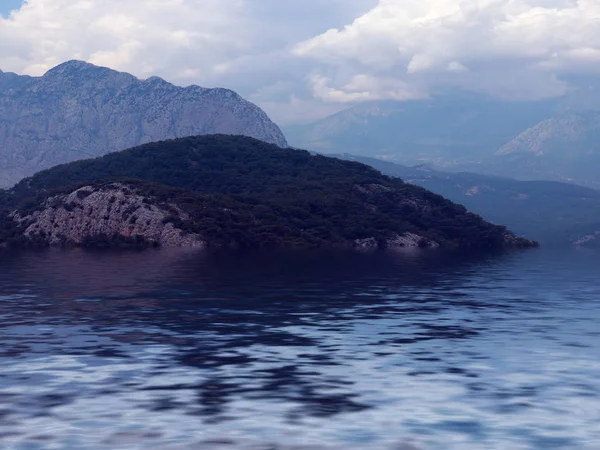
[13,184,205,247]
[0,61,287,187]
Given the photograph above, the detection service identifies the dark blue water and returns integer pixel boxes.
[0,247,599,450]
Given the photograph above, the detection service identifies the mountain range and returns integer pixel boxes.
[285,95,600,188]
[0,61,287,188]
[0,59,595,249]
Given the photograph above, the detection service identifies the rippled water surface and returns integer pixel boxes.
[1,247,599,449]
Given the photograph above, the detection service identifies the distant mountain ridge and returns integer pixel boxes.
[285,97,555,162]
[0,60,287,187]
[286,96,600,188]
[490,111,600,186]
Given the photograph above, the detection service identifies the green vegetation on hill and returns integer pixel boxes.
[334,153,600,246]
[1,135,535,249]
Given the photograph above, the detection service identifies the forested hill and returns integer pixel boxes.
[332,153,600,246]
[2,135,536,249]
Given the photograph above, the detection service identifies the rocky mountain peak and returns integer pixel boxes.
[44,59,96,75]
[0,61,288,187]
[144,75,173,88]
[40,60,139,92]
[496,110,600,157]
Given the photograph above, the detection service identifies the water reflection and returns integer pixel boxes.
[0,247,599,449]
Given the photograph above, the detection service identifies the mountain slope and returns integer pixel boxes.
[490,111,600,187]
[0,135,535,250]
[334,154,600,246]
[0,61,287,187]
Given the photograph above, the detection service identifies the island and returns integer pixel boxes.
[0,135,537,250]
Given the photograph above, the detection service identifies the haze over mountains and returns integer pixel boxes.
[286,92,600,188]
[0,60,287,188]
[494,110,600,187]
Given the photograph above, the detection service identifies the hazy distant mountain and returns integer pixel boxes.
[489,111,600,187]
[333,154,600,246]
[286,96,600,187]
[0,61,287,187]
[285,97,555,163]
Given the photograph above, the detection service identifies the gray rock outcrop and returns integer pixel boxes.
[13,183,205,247]
[354,233,440,249]
[0,60,288,187]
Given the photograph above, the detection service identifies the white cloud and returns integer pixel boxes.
[0,0,377,124]
[294,0,600,101]
[0,0,599,125]
[0,0,252,80]
[309,73,427,103]
[258,95,349,126]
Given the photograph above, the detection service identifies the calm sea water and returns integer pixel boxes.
[0,247,599,450]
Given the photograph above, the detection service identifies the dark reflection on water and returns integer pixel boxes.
[0,247,599,449]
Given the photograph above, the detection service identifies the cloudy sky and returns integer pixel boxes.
[1,0,599,125]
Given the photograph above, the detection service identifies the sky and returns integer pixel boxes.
[0,1,23,17]
[1,0,600,125]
